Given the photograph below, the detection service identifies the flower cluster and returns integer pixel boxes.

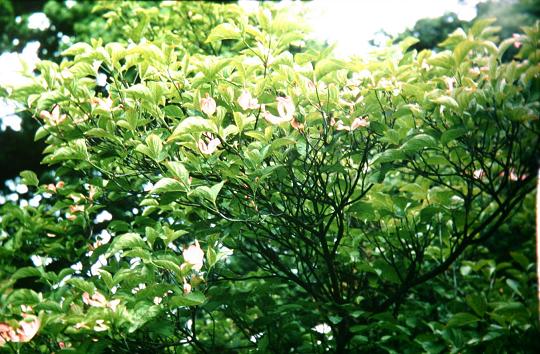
[39,105,66,126]
[197,132,221,155]
[82,291,120,311]
[0,306,40,347]
[201,94,217,116]
[182,239,204,271]
[330,117,369,131]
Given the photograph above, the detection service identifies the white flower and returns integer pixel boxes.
[183,282,192,294]
[82,290,119,311]
[444,76,456,93]
[313,323,331,334]
[93,320,108,332]
[90,97,115,111]
[183,240,204,271]
[276,96,295,121]
[39,105,66,125]
[238,90,259,110]
[262,96,295,125]
[350,117,369,130]
[473,169,485,180]
[197,132,221,155]
[201,94,217,116]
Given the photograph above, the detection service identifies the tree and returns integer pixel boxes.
[0,0,104,187]
[1,2,539,352]
[391,12,467,52]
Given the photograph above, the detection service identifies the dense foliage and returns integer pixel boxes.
[1,2,539,353]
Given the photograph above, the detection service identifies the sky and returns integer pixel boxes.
[0,0,485,131]
[307,0,485,57]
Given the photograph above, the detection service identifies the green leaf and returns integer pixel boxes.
[372,149,405,164]
[465,294,487,317]
[69,62,96,78]
[427,51,454,69]
[167,116,217,142]
[169,292,206,307]
[189,181,225,205]
[106,233,147,257]
[510,251,530,270]
[152,259,184,278]
[61,42,93,56]
[505,279,523,297]
[67,278,95,294]
[398,36,420,51]
[97,269,114,290]
[453,40,476,63]
[20,170,39,187]
[431,95,459,109]
[447,312,480,327]
[11,267,41,280]
[441,127,467,145]
[270,137,296,151]
[206,23,241,43]
[34,126,49,141]
[151,177,186,194]
[165,161,190,185]
[469,17,496,37]
[400,134,437,154]
[125,84,152,100]
[206,247,217,268]
[163,105,184,118]
[146,134,163,160]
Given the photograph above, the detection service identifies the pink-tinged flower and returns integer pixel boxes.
[108,299,120,311]
[499,168,528,181]
[336,121,350,131]
[277,97,295,121]
[350,117,369,130]
[421,61,431,71]
[238,90,259,110]
[183,282,192,294]
[0,323,17,346]
[93,320,108,332]
[201,94,217,116]
[473,169,485,180]
[73,322,89,330]
[15,315,40,343]
[197,132,221,155]
[331,116,368,132]
[88,185,96,201]
[469,67,481,76]
[20,305,32,313]
[262,105,289,125]
[0,316,41,344]
[512,33,522,48]
[291,118,304,131]
[183,240,204,271]
[90,97,115,111]
[39,105,66,126]
[69,205,85,214]
[444,76,456,93]
[82,291,106,307]
[82,291,118,310]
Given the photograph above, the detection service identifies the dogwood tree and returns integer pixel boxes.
[1,2,538,352]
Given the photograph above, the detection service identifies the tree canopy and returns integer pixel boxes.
[0,2,539,353]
